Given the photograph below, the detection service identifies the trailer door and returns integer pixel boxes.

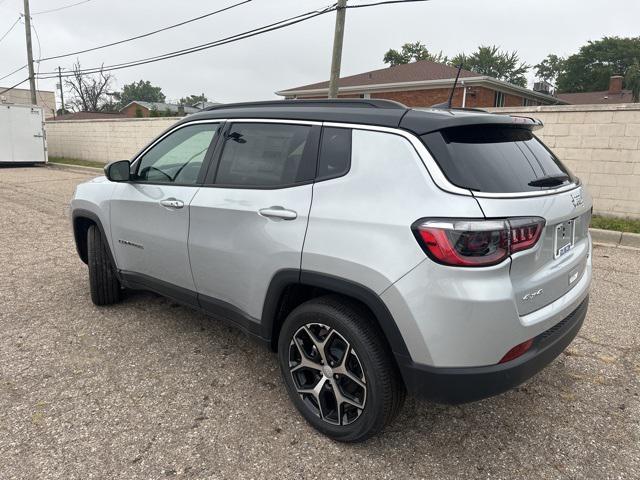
[10,106,47,163]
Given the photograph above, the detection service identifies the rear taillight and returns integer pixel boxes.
[413,217,545,267]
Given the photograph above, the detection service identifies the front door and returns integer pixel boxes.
[188,121,319,324]
[110,122,220,296]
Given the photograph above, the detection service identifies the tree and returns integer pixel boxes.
[534,54,565,84]
[64,61,114,112]
[450,45,530,87]
[383,41,448,66]
[179,93,207,106]
[550,36,640,92]
[626,61,640,102]
[114,80,165,108]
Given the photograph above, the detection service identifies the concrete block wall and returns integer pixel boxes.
[45,104,640,218]
[489,104,640,219]
[45,117,179,163]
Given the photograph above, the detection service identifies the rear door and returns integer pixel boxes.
[110,122,220,298]
[422,124,592,314]
[188,120,319,323]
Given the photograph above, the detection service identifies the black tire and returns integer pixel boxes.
[87,224,121,306]
[278,295,405,442]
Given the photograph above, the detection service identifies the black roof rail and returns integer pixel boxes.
[205,98,407,111]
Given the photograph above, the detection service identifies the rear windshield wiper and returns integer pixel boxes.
[528,174,569,187]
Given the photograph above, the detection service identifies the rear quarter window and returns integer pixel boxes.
[421,125,575,193]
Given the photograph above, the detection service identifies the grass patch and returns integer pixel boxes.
[591,215,640,234]
[49,157,105,169]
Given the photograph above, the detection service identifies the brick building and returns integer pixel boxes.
[119,101,200,117]
[556,75,635,105]
[0,86,56,117]
[276,60,563,108]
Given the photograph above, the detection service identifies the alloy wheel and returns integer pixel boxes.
[288,323,367,426]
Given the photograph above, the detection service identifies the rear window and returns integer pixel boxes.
[421,125,575,193]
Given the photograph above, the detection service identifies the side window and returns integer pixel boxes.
[317,127,351,180]
[214,123,314,187]
[135,123,218,184]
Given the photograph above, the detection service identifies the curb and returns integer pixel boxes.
[46,162,103,174]
[590,228,640,249]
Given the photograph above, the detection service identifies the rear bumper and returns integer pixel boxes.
[397,296,588,404]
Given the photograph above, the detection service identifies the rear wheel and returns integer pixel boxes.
[278,295,405,442]
[87,224,121,305]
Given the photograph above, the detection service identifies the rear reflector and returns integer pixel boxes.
[499,339,534,363]
[413,217,545,267]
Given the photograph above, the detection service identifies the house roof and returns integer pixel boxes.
[46,111,128,121]
[192,100,221,109]
[556,89,634,105]
[120,101,199,114]
[275,59,565,104]
[278,60,478,95]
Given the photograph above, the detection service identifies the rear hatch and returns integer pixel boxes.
[421,123,592,315]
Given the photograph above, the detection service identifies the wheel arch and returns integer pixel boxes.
[262,270,411,359]
[72,209,117,268]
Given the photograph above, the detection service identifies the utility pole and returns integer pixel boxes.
[22,0,37,105]
[58,67,65,113]
[328,0,347,99]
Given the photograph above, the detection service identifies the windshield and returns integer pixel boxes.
[421,125,576,193]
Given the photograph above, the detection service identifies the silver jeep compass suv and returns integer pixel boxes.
[71,99,592,442]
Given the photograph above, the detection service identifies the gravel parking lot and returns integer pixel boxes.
[1,165,638,479]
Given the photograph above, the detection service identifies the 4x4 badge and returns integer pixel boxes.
[522,289,543,301]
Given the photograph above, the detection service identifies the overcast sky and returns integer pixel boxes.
[0,0,638,108]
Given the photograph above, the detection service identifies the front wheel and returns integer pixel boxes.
[278,295,405,442]
[87,224,121,306]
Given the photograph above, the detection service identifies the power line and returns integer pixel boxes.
[0,15,21,44]
[36,0,429,80]
[0,64,27,82]
[37,4,337,79]
[345,0,429,8]
[0,76,30,95]
[30,19,55,114]
[32,0,94,15]
[39,0,252,62]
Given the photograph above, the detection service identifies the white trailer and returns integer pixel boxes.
[0,103,47,164]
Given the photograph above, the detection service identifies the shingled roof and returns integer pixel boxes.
[556,89,634,105]
[278,60,479,95]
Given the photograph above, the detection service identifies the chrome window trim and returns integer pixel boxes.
[131,117,579,199]
[226,118,322,126]
[323,121,580,199]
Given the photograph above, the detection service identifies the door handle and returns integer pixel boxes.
[160,198,184,209]
[259,206,297,220]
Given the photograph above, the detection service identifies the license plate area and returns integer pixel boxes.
[554,219,576,258]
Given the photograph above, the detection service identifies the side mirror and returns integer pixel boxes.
[104,160,130,182]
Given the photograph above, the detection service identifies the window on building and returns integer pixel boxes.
[494,91,505,107]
